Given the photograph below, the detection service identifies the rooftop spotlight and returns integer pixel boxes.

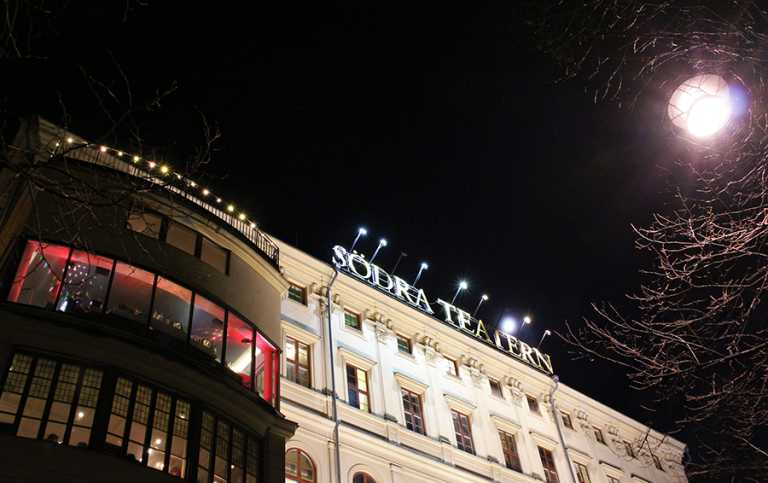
[413,262,429,287]
[450,282,468,305]
[668,74,731,137]
[538,330,552,349]
[516,316,531,338]
[472,294,489,318]
[349,228,367,254]
[369,239,387,265]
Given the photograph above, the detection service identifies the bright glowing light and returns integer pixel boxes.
[202,189,209,195]
[482,294,488,300]
[668,74,731,137]
[78,412,84,418]
[380,239,387,246]
[155,438,162,445]
[524,316,531,324]
[544,330,551,335]
[190,182,196,187]
[460,282,467,290]
[117,151,122,156]
[239,214,245,220]
[250,223,256,229]
[228,205,234,212]
[359,228,367,235]
[100,146,107,152]
[503,318,515,332]
[421,263,428,269]
[161,166,168,173]
[133,156,140,162]
[67,138,73,143]
[216,198,222,203]
[148,162,156,169]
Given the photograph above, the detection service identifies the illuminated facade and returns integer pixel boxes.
[278,241,688,483]
[0,118,296,482]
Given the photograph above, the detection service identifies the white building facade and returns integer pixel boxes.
[276,240,687,483]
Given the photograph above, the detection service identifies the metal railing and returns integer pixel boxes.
[50,142,280,267]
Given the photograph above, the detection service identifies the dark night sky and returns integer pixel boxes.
[6,2,683,429]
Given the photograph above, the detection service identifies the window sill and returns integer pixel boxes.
[489,392,508,405]
[444,372,465,385]
[340,321,368,341]
[395,349,417,364]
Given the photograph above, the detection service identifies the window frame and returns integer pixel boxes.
[489,378,503,397]
[498,430,522,472]
[560,411,573,429]
[623,440,635,458]
[346,364,370,413]
[526,394,540,414]
[401,388,425,435]
[396,334,412,354]
[285,448,315,483]
[574,462,590,483]
[652,454,664,471]
[607,478,620,483]
[593,426,605,444]
[344,310,361,330]
[196,409,260,483]
[538,446,559,483]
[285,336,311,388]
[287,283,306,305]
[445,356,459,376]
[451,409,475,455]
[353,473,375,483]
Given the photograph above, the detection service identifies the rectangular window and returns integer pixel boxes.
[489,378,503,397]
[127,212,163,239]
[445,357,458,376]
[396,334,411,354]
[0,353,103,448]
[575,462,590,483]
[608,477,620,483]
[197,411,259,483]
[593,427,605,444]
[286,337,310,388]
[344,310,360,330]
[58,250,115,314]
[225,314,254,389]
[499,430,521,472]
[8,241,69,308]
[623,441,635,458]
[106,262,155,324]
[527,395,539,414]
[346,365,369,413]
[451,410,474,454]
[166,222,198,256]
[190,295,225,362]
[287,284,306,305]
[401,389,424,435]
[539,446,559,483]
[151,277,192,342]
[200,238,228,274]
[254,333,279,407]
[561,412,573,429]
[653,454,664,471]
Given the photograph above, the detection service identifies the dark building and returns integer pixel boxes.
[0,117,297,482]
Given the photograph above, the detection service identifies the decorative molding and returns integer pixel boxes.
[576,410,591,436]
[444,393,476,415]
[490,415,521,435]
[425,347,438,367]
[567,447,592,466]
[631,475,652,483]
[529,431,558,451]
[337,346,377,371]
[394,372,429,394]
[470,369,483,388]
[375,324,388,343]
[599,461,624,479]
[282,320,321,345]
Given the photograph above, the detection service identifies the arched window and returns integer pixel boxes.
[286,448,315,482]
[352,472,375,483]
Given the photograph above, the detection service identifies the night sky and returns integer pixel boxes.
[6,2,683,430]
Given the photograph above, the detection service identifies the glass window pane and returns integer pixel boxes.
[226,314,254,387]
[201,238,228,273]
[151,278,192,341]
[8,242,69,308]
[57,251,113,314]
[166,222,197,255]
[107,263,154,324]
[191,295,225,362]
[255,333,277,406]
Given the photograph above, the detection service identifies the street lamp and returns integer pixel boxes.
[538,330,551,349]
[515,316,531,339]
[413,263,428,287]
[349,228,367,254]
[369,239,387,265]
[473,294,488,318]
[451,282,467,304]
[668,74,731,137]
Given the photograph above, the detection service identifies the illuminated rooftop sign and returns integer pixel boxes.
[332,245,553,374]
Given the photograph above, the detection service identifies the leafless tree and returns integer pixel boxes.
[532,1,768,481]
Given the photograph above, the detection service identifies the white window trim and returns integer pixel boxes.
[530,431,558,451]
[599,461,624,480]
[444,393,476,416]
[394,372,429,395]
[340,308,367,340]
[491,415,521,435]
[632,476,652,483]
[282,320,320,346]
[338,346,377,372]
[567,447,593,466]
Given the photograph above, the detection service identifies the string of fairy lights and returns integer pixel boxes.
[56,137,259,232]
